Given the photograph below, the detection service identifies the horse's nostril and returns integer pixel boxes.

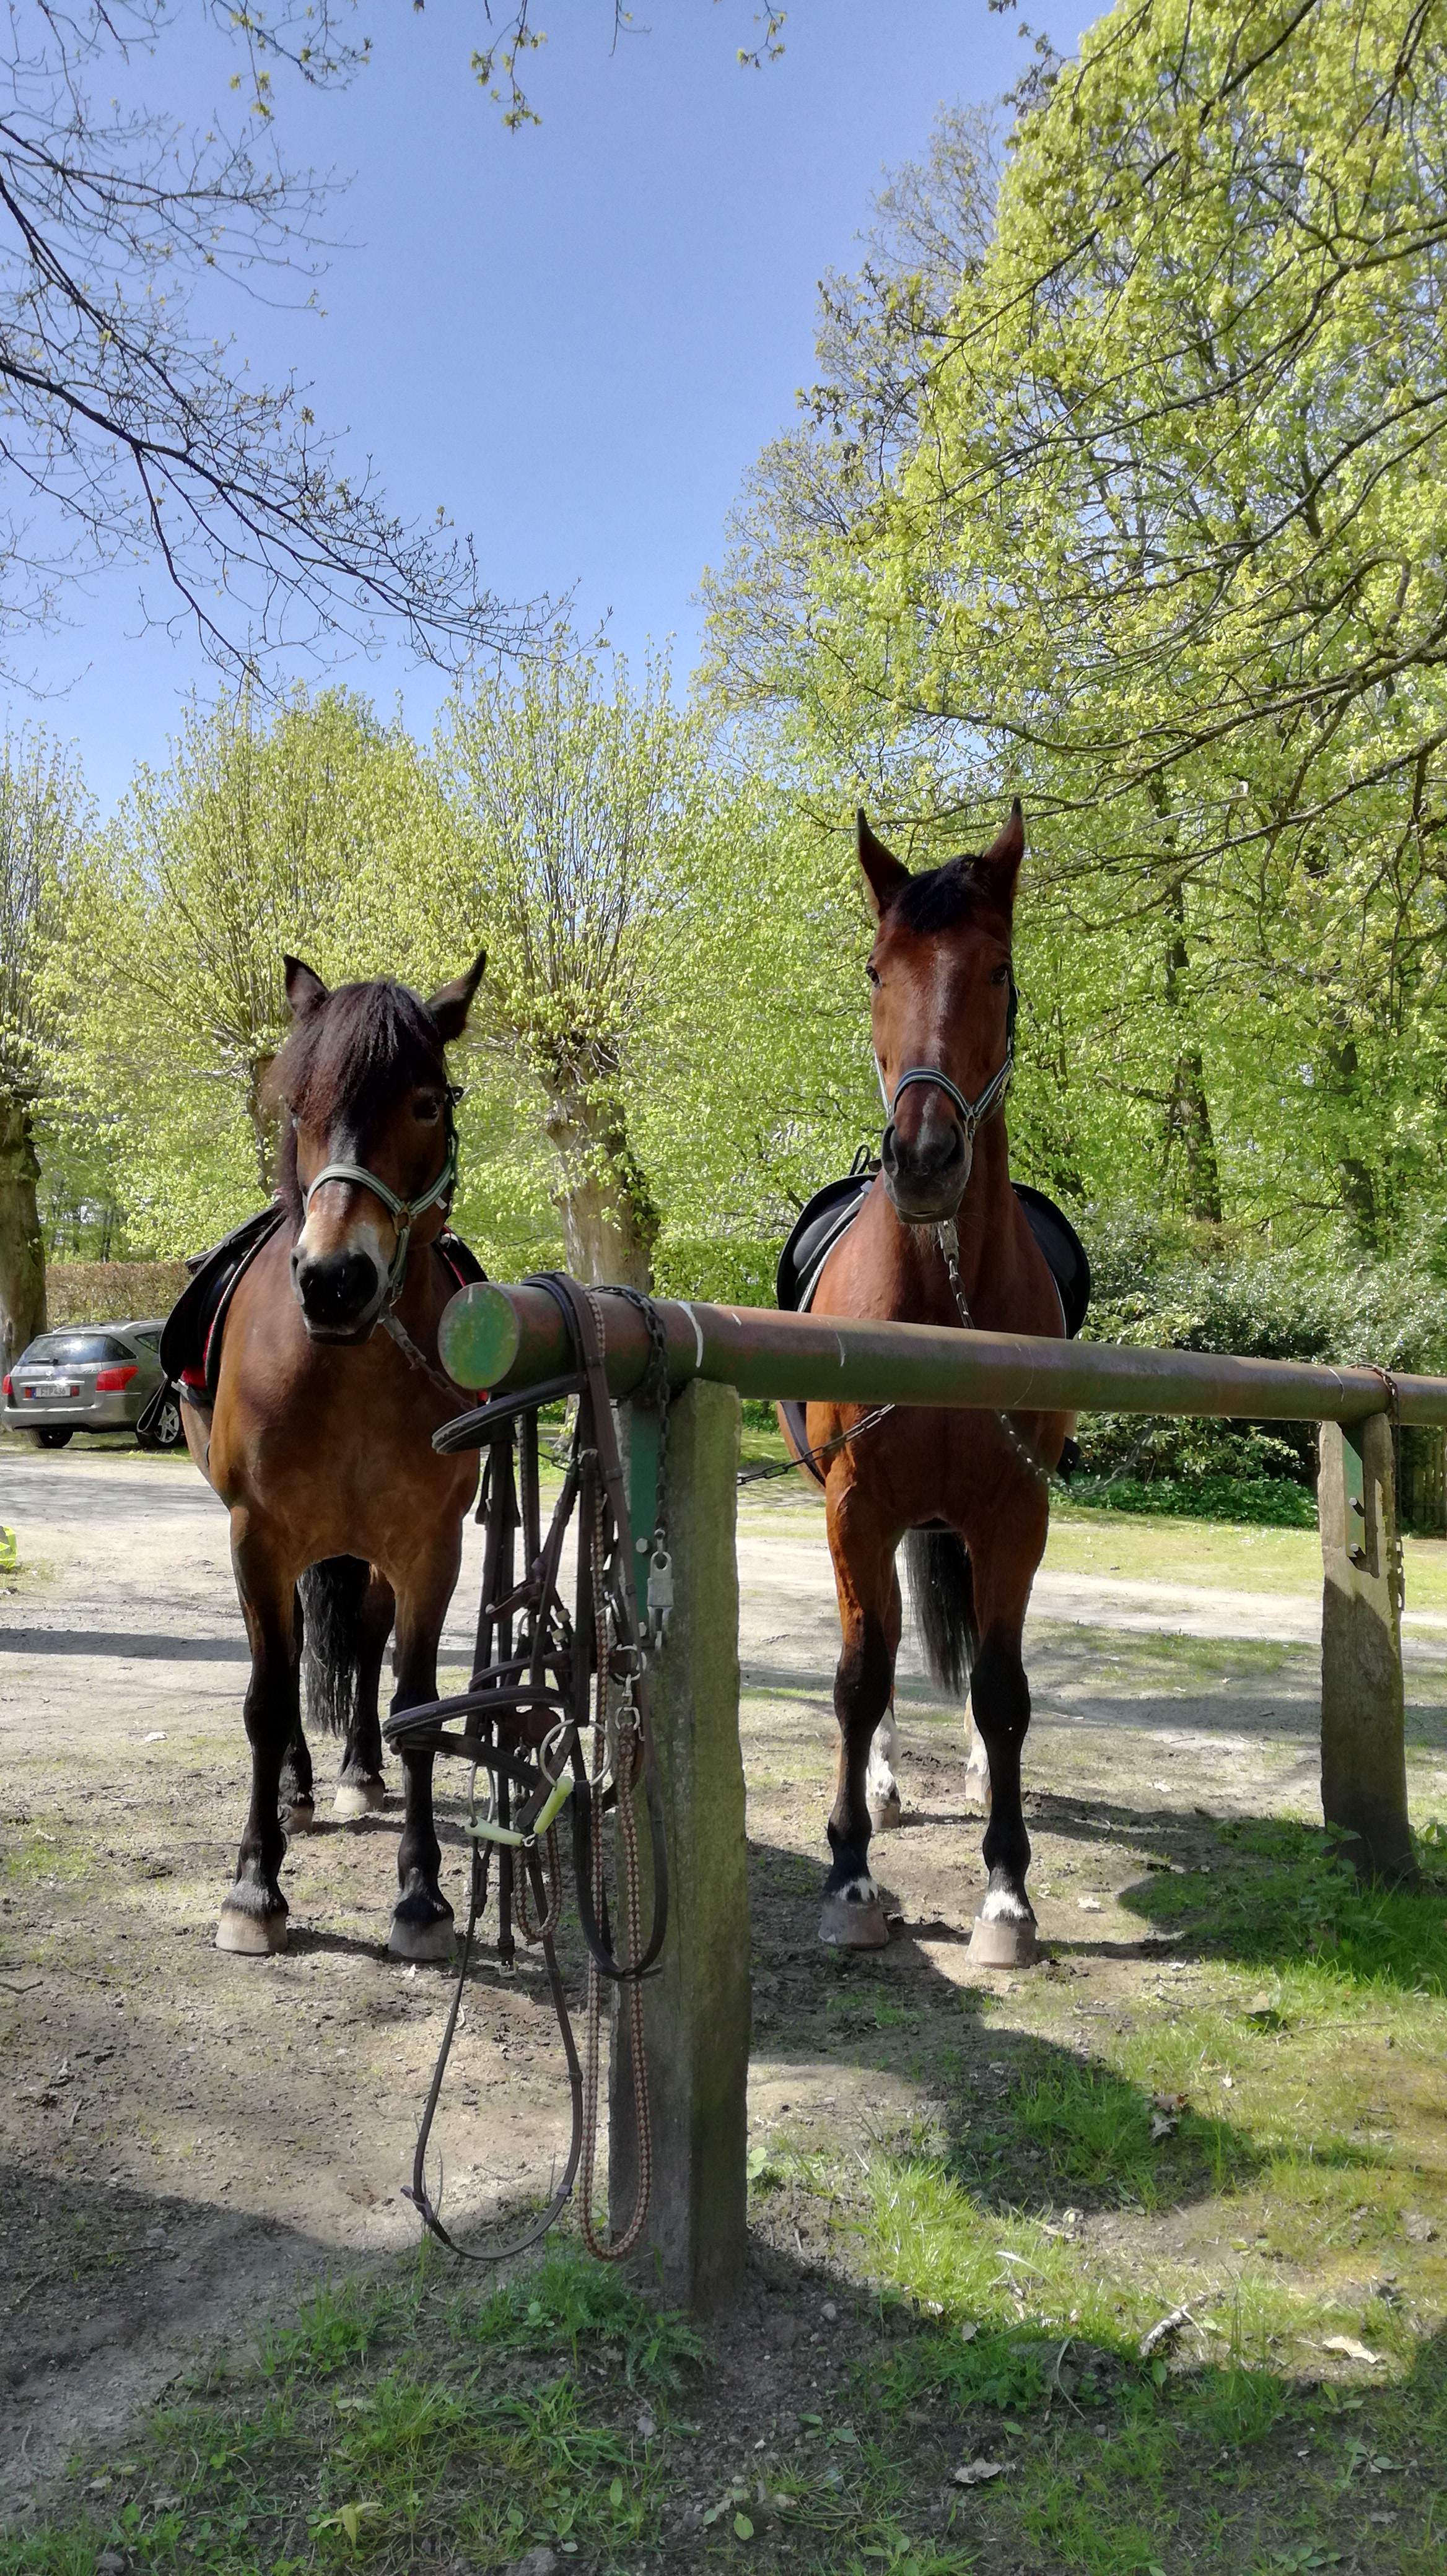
[295,1250,380,1326]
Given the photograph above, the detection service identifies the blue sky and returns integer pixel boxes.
[11,0,1086,810]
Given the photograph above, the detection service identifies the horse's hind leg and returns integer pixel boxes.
[335,1569,395,1821]
[387,1550,461,1962]
[821,1486,899,1949]
[279,1591,317,1833]
[219,1533,300,1956]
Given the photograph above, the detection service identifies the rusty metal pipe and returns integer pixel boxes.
[437,1281,1447,1429]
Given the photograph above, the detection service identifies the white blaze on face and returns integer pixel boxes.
[296,1177,394,1295]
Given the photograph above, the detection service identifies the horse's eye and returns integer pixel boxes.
[415,1096,442,1123]
[867,964,881,987]
[990,965,1010,986]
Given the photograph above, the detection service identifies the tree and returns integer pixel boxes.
[0,730,92,1365]
[429,637,712,1288]
[77,685,427,1251]
[0,1,539,680]
[705,2,1447,1248]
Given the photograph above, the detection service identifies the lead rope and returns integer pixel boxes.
[937,1217,1062,1492]
[577,1477,653,2260]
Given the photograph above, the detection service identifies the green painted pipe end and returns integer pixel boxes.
[437,1282,522,1391]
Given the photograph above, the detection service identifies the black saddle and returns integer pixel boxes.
[774,1167,1091,1480]
[152,1206,487,1411]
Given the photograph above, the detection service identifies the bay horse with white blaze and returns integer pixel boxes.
[796,804,1069,1960]
[186,954,486,1960]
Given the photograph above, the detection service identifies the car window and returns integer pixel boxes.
[129,1329,162,1352]
[20,1333,131,1365]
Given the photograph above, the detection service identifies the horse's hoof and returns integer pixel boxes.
[282,1798,317,1835]
[387,1908,455,1962]
[217,1902,287,1956]
[867,1791,903,1834]
[969,1912,1038,1969]
[820,1887,889,1949]
[334,1778,386,1821]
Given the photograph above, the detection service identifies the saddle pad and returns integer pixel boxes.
[774,1170,1091,1482]
[158,1210,487,1407]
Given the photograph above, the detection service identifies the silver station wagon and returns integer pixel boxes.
[2,1320,184,1451]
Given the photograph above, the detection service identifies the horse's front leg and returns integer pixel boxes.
[387,1547,461,1962]
[335,1568,396,1820]
[967,1498,1047,1965]
[821,1483,901,1949]
[279,1588,318,1834]
[219,1528,300,1956]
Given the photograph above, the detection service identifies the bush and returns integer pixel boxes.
[1072,1207,1447,1525]
[45,1260,190,1325]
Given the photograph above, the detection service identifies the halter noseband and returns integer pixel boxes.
[878,978,1019,1144]
[300,1093,461,1304]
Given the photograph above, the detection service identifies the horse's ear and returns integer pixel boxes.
[973,799,1026,912]
[284,956,328,1016]
[856,810,911,919]
[428,948,486,1045]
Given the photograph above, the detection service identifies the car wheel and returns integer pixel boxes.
[138,1395,185,1452]
[33,1427,74,1450]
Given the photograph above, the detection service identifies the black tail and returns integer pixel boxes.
[299,1555,369,1736]
[903,1528,979,1699]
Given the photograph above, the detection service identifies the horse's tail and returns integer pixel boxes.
[299,1555,369,1736]
[903,1528,978,1699]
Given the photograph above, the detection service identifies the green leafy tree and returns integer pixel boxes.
[428,637,713,1288]
[706,2,1447,1249]
[0,731,95,1365]
[78,686,429,1253]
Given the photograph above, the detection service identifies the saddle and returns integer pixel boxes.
[151,1204,487,1412]
[774,1166,1091,1481]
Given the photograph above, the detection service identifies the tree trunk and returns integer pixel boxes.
[1163,892,1223,1223]
[0,1090,47,1369]
[543,1083,658,1289]
[246,1051,279,1195]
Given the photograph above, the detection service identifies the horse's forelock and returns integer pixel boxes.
[888,855,996,938]
[272,978,446,1138]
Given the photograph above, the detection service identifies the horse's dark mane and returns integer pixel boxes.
[266,981,447,1211]
[888,856,1000,936]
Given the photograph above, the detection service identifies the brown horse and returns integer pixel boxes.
[187,954,486,1960]
[798,805,1069,1959]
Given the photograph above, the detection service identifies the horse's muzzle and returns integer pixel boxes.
[291,1243,388,1342]
[881,1116,971,1224]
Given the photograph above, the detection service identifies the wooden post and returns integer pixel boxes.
[610,1379,749,2312]
[1318,1416,1417,1882]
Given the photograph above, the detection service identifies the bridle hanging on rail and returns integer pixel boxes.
[383,1268,673,2264]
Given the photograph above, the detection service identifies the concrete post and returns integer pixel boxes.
[1318,1416,1417,1882]
[610,1378,749,2312]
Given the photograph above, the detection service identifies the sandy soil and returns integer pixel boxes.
[3,1440,1445,2514]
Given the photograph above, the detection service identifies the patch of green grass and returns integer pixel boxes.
[1069,1474,1319,1527]
[1,1825,90,1889]
[1120,1818,1447,1996]
[1,2250,703,2576]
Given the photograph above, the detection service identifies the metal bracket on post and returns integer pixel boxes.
[1318,1416,1417,1884]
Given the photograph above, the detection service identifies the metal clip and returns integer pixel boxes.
[646,1545,674,1645]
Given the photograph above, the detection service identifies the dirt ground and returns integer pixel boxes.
[3,1435,1446,2523]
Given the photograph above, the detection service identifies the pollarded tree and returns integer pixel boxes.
[0,731,94,1365]
[431,637,711,1289]
[81,685,431,1251]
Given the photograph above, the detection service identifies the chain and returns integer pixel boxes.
[380,1303,470,1408]
[936,1218,1060,1492]
[576,1469,654,2261]
[611,1286,673,1648]
[1364,1365,1407,1616]
[738,1402,896,1487]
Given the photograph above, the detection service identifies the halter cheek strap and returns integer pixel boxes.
[877,977,1020,1144]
